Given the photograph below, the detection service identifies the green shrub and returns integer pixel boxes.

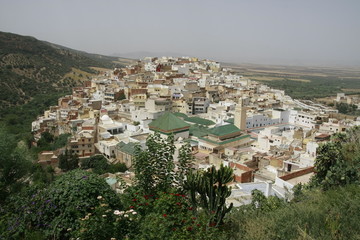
[228,185,360,240]
[1,169,122,240]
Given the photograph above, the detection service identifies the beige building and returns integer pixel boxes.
[69,130,95,158]
[115,142,137,168]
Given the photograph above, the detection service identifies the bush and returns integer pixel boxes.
[1,169,122,240]
[81,155,128,174]
[120,188,227,240]
[228,185,360,240]
[309,126,360,190]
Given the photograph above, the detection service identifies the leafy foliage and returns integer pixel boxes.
[336,102,360,115]
[134,133,195,195]
[120,189,226,240]
[58,149,79,172]
[309,126,360,190]
[250,189,285,215]
[0,127,33,202]
[0,31,122,110]
[228,185,360,240]
[35,132,71,152]
[0,169,121,240]
[176,142,194,189]
[253,74,360,99]
[31,164,55,185]
[133,133,176,194]
[0,92,69,139]
[81,154,127,174]
[72,195,131,240]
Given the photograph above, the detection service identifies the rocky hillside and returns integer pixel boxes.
[0,31,132,109]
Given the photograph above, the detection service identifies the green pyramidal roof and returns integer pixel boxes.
[209,124,241,136]
[149,112,190,133]
[117,141,137,155]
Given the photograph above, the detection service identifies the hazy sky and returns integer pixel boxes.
[1,0,360,66]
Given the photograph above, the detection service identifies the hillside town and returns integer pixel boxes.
[32,56,360,205]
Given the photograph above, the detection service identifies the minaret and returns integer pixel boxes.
[234,97,246,130]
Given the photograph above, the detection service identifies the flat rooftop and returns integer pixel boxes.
[287,172,314,186]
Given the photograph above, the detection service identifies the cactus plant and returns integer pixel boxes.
[184,164,234,226]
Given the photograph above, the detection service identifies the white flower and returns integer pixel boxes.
[129,209,134,212]
[102,215,107,218]
[114,210,121,215]
[132,211,137,215]
[124,214,129,218]
[97,196,103,200]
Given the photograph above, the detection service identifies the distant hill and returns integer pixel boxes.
[0,31,134,110]
[112,51,190,60]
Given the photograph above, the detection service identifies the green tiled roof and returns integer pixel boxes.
[149,112,190,132]
[173,112,188,119]
[116,141,126,149]
[117,142,137,155]
[209,124,241,136]
[189,124,210,137]
[184,117,215,126]
[184,139,198,144]
[225,118,234,124]
[199,134,250,145]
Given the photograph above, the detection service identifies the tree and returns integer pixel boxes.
[250,189,285,214]
[176,142,194,190]
[133,133,176,194]
[310,126,360,190]
[336,102,359,115]
[37,131,54,148]
[108,162,127,173]
[81,155,108,172]
[58,149,79,172]
[0,127,33,202]
[31,164,55,184]
[116,92,126,101]
[52,133,71,150]
[81,155,127,174]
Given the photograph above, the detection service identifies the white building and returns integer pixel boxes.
[289,110,318,129]
[97,139,119,159]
